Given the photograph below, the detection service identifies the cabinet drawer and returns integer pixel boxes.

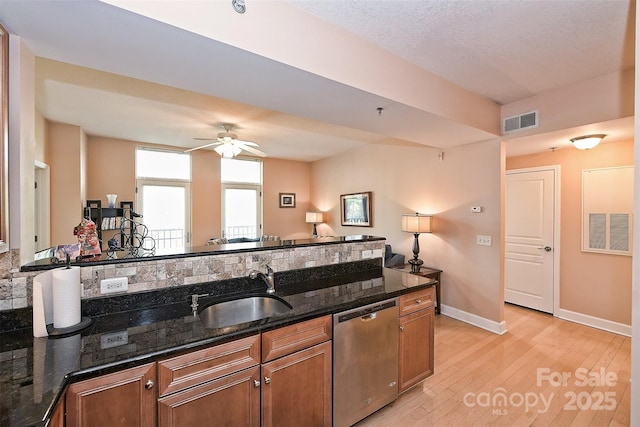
[399,287,435,315]
[158,334,260,397]
[262,315,332,362]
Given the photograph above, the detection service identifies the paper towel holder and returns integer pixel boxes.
[46,317,93,337]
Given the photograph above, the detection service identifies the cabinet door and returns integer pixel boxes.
[158,365,260,427]
[262,341,332,427]
[399,308,434,393]
[66,363,156,427]
[49,397,64,427]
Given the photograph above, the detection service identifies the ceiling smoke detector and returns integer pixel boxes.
[232,0,246,14]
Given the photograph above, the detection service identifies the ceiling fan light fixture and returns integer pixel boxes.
[570,134,606,150]
[214,143,242,158]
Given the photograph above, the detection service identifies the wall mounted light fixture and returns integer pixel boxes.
[570,134,606,150]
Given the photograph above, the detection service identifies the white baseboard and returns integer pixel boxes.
[555,308,631,337]
[440,304,508,335]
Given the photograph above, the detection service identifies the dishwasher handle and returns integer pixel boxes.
[360,312,377,322]
[336,299,397,323]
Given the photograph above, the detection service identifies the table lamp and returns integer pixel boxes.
[306,211,324,237]
[401,212,433,273]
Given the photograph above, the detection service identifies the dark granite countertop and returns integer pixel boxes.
[0,261,434,426]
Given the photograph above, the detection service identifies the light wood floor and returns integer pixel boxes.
[357,303,631,427]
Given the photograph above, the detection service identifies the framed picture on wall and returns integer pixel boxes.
[340,192,372,227]
[279,193,296,208]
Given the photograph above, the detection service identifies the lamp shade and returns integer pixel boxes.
[306,211,324,224]
[570,134,606,150]
[401,213,432,233]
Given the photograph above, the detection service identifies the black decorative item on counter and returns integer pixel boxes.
[106,209,156,259]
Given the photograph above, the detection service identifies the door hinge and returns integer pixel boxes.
[35,235,38,243]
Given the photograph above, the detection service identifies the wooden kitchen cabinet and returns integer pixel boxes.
[157,334,261,427]
[66,363,157,427]
[262,341,332,427]
[49,397,64,427]
[398,287,435,393]
[261,315,332,427]
[158,365,261,427]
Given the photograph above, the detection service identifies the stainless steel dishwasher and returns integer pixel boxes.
[333,298,399,427]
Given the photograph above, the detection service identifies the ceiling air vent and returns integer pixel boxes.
[503,110,538,134]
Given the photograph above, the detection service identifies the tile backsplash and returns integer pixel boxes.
[0,241,385,311]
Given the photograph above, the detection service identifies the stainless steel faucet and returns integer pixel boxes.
[191,293,210,315]
[250,265,275,294]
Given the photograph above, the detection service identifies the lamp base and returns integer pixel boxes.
[408,258,423,273]
[312,223,318,238]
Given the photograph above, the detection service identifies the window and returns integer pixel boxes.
[221,158,262,239]
[136,148,191,252]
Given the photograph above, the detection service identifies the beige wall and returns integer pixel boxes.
[47,122,85,245]
[263,157,311,240]
[311,139,503,323]
[191,149,221,245]
[502,70,634,138]
[507,140,634,325]
[81,134,313,246]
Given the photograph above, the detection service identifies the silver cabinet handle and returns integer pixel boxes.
[145,379,154,390]
[415,299,422,304]
[400,325,405,331]
[253,379,260,388]
[264,376,271,385]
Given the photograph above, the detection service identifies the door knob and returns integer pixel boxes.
[144,379,154,390]
[538,246,552,252]
[264,376,271,384]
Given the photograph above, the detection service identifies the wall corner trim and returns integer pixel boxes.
[440,304,508,335]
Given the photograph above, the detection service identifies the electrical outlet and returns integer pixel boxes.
[477,235,492,246]
[362,250,372,259]
[100,331,128,349]
[101,277,128,294]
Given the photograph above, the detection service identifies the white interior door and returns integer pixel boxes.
[505,167,558,313]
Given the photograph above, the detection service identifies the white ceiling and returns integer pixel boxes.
[0,0,635,161]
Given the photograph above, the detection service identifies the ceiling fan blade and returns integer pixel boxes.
[193,137,219,141]
[234,139,259,147]
[239,144,268,157]
[184,141,223,153]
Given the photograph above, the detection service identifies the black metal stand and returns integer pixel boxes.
[408,232,423,273]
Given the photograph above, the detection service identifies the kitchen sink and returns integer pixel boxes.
[199,295,293,329]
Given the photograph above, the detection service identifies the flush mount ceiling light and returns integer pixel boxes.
[570,134,606,150]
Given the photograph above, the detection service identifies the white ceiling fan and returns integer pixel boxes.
[185,123,267,158]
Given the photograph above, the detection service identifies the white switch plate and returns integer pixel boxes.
[101,277,128,294]
[471,206,482,213]
[477,235,492,246]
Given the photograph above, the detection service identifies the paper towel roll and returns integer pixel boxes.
[33,270,54,337]
[52,267,82,329]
